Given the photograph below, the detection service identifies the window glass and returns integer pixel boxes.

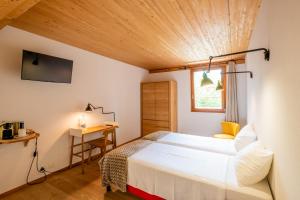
[191,67,225,112]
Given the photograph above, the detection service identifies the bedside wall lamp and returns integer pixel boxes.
[85,103,116,122]
[201,48,270,88]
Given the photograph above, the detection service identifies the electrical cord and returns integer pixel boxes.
[26,138,51,185]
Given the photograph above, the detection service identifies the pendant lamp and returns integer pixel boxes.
[200,72,213,86]
[216,80,223,90]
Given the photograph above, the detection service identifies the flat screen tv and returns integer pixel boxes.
[21,50,73,83]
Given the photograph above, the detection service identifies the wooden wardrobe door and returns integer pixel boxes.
[155,82,169,121]
[142,120,169,135]
[142,83,155,120]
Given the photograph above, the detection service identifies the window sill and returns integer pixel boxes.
[191,108,225,113]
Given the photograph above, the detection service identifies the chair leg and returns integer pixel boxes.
[101,147,107,158]
[100,147,104,158]
[81,135,85,174]
[102,146,107,156]
[69,136,74,168]
[88,145,93,164]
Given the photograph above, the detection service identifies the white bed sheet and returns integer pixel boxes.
[127,143,272,200]
[155,131,237,155]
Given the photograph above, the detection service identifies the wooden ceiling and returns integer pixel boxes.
[0,0,40,29]
[1,0,261,71]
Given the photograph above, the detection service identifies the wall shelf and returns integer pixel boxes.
[0,130,39,147]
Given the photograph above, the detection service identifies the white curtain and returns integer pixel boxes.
[225,61,239,122]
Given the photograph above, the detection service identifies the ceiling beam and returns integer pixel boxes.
[0,0,41,30]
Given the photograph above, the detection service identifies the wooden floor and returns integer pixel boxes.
[0,160,141,200]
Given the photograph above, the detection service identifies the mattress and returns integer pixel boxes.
[154,131,237,155]
[127,143,272,200]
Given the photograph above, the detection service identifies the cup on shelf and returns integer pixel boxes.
[18,122,26,137]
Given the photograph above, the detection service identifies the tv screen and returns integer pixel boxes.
[21,50,73,83]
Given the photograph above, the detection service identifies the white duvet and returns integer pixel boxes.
[127,143,272,200]
[155,131,237,155]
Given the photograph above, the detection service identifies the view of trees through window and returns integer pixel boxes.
[193,69,223,110]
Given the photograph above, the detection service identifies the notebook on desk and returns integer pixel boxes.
[104,121,119,127]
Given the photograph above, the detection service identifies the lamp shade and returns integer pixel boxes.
[85,104,93,112]
[216,80,223,90]
[200,72,213,86]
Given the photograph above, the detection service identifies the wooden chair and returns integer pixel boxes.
[87,128,114,163]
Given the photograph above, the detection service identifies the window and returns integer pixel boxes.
[191,66,226,112]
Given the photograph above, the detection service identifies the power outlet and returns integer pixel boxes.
[40,167,46,172]
[45,162,55,170]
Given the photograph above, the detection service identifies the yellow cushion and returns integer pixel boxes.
[213,134,235,139]
[221,121,240,136]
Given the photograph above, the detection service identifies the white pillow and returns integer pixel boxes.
[234,141,273,185]
[234,124,257,151]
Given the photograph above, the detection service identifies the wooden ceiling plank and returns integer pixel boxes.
[229,0,262,53]
[104,0,198,64]
[174,0,220,59]
[57,0,183,67]
[100,0,184,65]
[12,1,166,68]
[0,0,41,29]
[187,0,231,58]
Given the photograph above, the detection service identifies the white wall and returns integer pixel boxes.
[0,26,147,194]
[145,65,247,136]
[246,0,300,199]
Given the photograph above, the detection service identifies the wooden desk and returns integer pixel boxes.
[69,125,118,174]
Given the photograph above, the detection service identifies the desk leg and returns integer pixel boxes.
[69,136,74,168]
[113,128,117,149]
[81,135,85,174]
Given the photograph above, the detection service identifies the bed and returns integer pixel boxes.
[127,143,272,200]
[100,141,273,200]
[144,131,237,155]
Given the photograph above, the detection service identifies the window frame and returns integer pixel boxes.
[190,65,226,113]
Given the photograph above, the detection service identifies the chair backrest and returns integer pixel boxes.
[221,121,240,136]
[103,128,114,145]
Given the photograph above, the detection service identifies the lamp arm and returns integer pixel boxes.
[207,48,270,73]
[207,56,213,73]
[88,103,116,121]
[221,71,253,78]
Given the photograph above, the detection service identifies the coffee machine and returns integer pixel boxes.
[2,123,13,140]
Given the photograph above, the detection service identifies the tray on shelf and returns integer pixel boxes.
[0,129,40,146]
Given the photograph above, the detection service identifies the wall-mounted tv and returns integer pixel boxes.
[21,50,73,84]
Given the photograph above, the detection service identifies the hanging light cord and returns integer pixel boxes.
[26,138,51,185]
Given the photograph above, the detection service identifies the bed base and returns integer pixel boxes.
[105,185,163,200]
[127,185,164,200]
